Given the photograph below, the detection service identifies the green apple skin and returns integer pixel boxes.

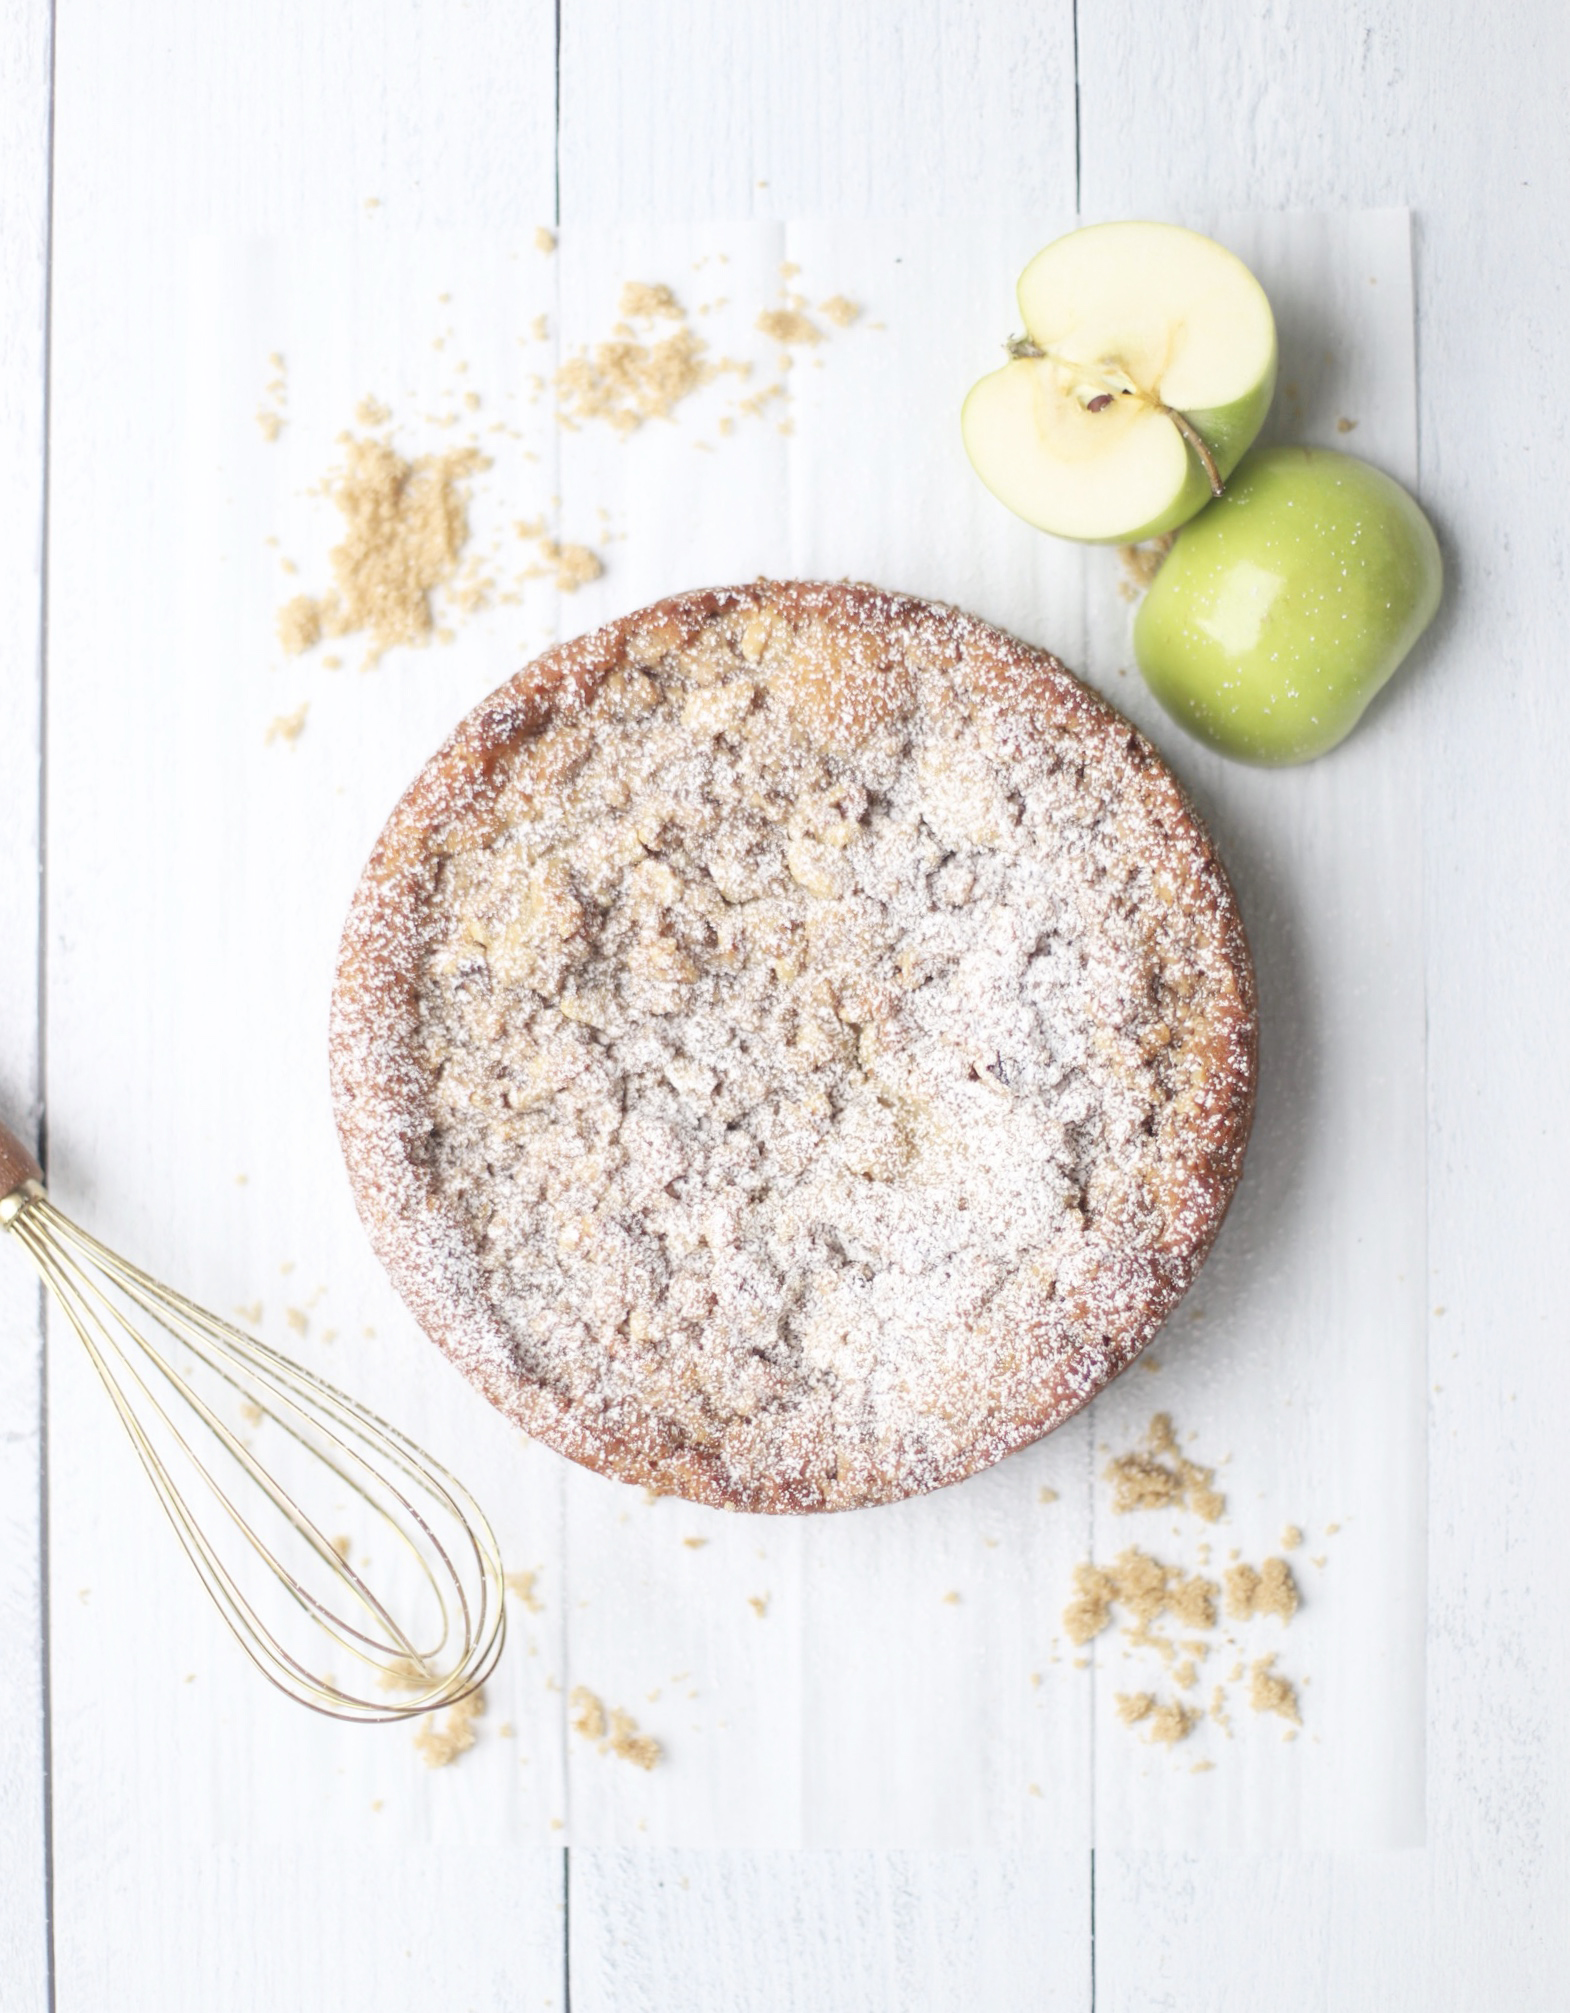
[1102,364,1276,543]
[1133,446,1443,764]
[960,358,1277,545]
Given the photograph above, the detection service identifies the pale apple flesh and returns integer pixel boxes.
[1133,446,1444,765]
[962,222,1278,544]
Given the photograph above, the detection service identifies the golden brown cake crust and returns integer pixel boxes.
[330,581,1257,1513]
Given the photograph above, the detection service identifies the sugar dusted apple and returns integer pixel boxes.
[1133,446,1443,765]
[962,222,1277,544]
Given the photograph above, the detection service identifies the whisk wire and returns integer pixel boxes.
[63,1220,453,1667]
[5,1185,505,1721]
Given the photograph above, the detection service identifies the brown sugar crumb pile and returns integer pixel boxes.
[1065,1549,1217,1646]
[570,1686,662,1771]
[756,307,823,347]
[1115,535,1174,603]
[1225,1556,1300,1622]
[539,538,604,593]
[1249,1654,1301,1726]
[556,281,721,435]
[413,1685,487,1768]
[377,1653,490,1768]
[1104,1410,1225,1521]
[278,434,490,666]
[1064,1412,1308,1758]
[557,270,864,441]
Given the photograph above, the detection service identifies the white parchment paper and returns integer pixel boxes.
[179,211,1424,1849]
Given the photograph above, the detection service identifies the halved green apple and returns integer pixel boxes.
[961,222,1278,544]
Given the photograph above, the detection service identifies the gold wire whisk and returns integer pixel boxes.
[0,1118,505,1721]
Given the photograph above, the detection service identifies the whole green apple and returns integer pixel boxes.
[1133,446,1442,764]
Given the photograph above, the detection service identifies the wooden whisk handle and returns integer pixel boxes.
[0,1119,43,1199]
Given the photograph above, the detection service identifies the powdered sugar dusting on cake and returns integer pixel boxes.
[330,583,1256,1512]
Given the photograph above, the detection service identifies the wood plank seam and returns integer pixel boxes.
[25,1,58,2007]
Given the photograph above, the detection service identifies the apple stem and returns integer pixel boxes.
[1004,336,1227,498]
[1155,402,1226,498]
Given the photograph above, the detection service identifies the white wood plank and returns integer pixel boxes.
[0,1,52,2006]
[44,6,568,2005]
[571,1849,1091,2013]
[547,216,1097,1852]
[1076,211,1426,1851]
[1078,0,1570,1998]
[66,1842,568,2012]
[559,0,1077,222]
[1095,1851,1430,2012]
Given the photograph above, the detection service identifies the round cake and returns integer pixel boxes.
[331,581,1257,1512]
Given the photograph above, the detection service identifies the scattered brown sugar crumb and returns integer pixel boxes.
[505,1568,544,1613]
[1173,1659,1198,1691]
[281,434,488,665]
[570,1686,607,1741]
[355,395,391,427]
[620,280,685,322]
[557,310,715,434]
[571,1687,662,1769]
[1165,1567,1219,1631]
[1112,1547,1171,1627]
[1281,1524,1304,1550]
[747,1594,769,1619]
[1038,1486,1060,1504]
[1116,1691,1155,1725]
[820,294,861,328]
[1115,535,1174,600]
[539,538,604,592]
[535,226,556,255]
[1104,1413,1225,1523]
[681,1537,709,1551]
[1104,1446,1182,1514]
[1191,1759,1215,1773]
[1249,1655,1301,1725]
[1148,1700,1198,1745]
[1064,1562,1118,1645]
[606,1709,661,1771]
[1224,1563,1260,1619]
[277,595,322,656]
[1062,1548,1217,1643]
[330,1534,352,1560]
[265,702,309,747]
[1336,416,1358,432]
[413,1685,485,1767]
[1259,1558,1301,1618]
[1225,1556,1300,1623]
[257,354,287,440]
[756,307,822,345]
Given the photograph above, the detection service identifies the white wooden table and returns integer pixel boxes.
[3,3,1568,2006]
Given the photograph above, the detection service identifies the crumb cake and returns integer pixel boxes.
[330,581,1257,1512]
